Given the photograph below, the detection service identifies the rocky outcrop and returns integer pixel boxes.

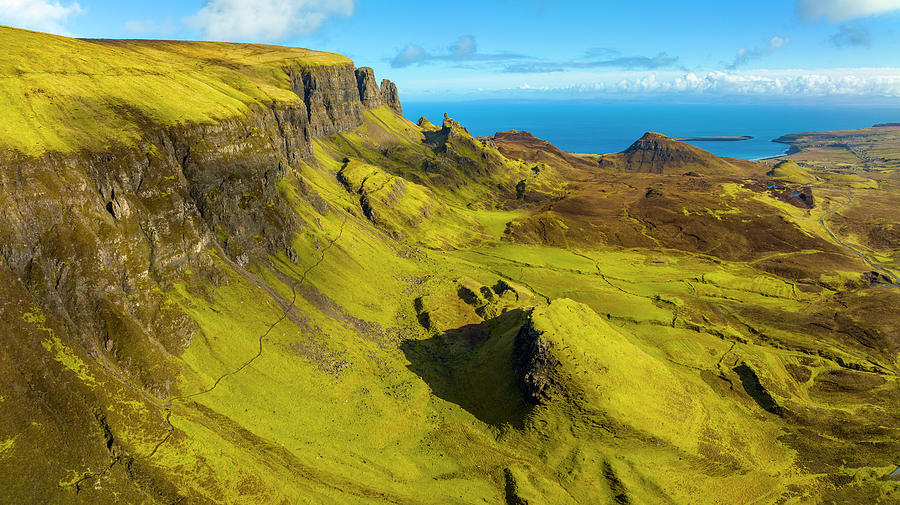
[355,67,382,108]
[442,113,466,131]
[423,113,474,148]
[417,116,439,131]
[381,79,402,114]
[512,310,561,405]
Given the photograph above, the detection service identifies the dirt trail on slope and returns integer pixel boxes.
[149,217,348,456]
[73,218,348,498]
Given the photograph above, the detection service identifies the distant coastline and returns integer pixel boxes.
[403,102,900,159]
[675,135,753,142]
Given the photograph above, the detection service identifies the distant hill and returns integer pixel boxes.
[479,130,599,176]
[598,132,762,175]
[767,159,815,184]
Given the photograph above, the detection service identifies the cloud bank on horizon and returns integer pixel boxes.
[1,0,899,101]
[547,69,900,98]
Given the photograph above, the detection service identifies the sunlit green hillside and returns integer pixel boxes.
[0,26,348,155]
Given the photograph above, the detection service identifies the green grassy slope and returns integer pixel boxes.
[0,26,348,155]
[1,27,898,505]
[768,160,816,184]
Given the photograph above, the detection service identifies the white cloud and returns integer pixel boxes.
[798,0,900,21]
[451,35,476,58]
[729,36,789,69]
[0,0,82,34]
[389,35,526,68]
[390,44,429,67]
[186,0,354,41]
[585,69,900,97]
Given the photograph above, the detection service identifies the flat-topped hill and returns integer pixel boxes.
[0,26,356,155]
[480,130,599,175]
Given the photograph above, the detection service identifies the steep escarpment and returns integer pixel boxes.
[1,28,579,505]
[0,37,404,387]
[0,29,413,501]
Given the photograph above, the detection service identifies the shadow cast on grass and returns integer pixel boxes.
[401,309,529,429]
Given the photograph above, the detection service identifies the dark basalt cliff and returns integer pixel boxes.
[380,79,402,113]
[512,310,561,405]
[0,62,400,396]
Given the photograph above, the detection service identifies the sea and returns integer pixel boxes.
[403,102,900,160]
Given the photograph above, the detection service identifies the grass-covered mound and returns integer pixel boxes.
[337,158,487,246]
[768,159,816,184]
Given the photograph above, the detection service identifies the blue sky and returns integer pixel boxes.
[2,0,900,102]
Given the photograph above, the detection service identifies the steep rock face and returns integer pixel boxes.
[513,310,561,405]
[381,79,402,114]
[297,64,365,138]
[0,144,207,396]
[0,61,400,396]
[355,67,382,108]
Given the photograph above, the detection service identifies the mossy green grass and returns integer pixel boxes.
[0,26,348,155]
